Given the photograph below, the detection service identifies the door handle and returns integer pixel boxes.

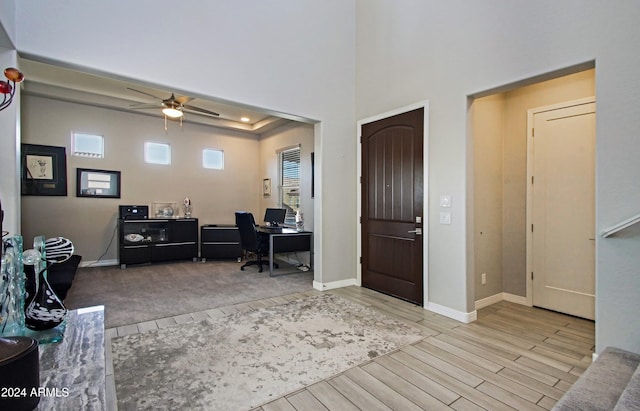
[408,228,422,235]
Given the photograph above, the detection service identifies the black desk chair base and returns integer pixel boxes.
[240,257,279,273]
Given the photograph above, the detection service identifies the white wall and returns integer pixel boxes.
[12,0,357,285]
[0,0,15,48]
[356,0,640,353]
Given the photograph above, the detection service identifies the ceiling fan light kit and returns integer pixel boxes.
[161,107,183,118]
[127,87,219,131]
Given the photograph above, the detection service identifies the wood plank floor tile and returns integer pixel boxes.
[327,374,392,411]
[449,396,488,411]
[476,381,546,411]
[260,397,297,411]
[374,354,461,405]
[400,345,485,388]
[285,390,328,411]
[343,366,425,410]
[361,361,451,410]
[305,381,360,411]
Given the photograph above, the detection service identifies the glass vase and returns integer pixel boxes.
[22,236,68,343]
[24,265,67,331]
[0,235,25,337]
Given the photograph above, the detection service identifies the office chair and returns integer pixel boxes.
[235,211,278,272]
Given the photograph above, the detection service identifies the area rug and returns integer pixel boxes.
[111,293,424,410]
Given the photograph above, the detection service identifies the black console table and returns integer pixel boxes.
[118,218,198,269]
[200,224,242,261]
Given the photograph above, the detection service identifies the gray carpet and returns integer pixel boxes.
[112,293,424,410]
[64,260,313,329]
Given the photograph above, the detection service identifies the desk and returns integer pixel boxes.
[257,227,313,276]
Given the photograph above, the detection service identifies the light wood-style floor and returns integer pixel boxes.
[256,286,594,411]
[106,286,594,410]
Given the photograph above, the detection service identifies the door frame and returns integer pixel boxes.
[525,96,596,307]
[356,100,430,305]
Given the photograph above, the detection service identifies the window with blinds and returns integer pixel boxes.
[279,146,301,225]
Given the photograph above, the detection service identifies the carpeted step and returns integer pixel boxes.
[553,346,640,411]
[614,364,640,410]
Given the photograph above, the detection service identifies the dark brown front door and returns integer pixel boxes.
[361,108,424,305]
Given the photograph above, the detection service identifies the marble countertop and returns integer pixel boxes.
[37,306,105,410]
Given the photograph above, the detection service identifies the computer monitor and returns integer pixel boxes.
[264,208,287,227]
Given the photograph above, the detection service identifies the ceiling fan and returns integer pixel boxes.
[127,87,220,128]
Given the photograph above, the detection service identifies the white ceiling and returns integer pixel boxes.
[18,58,302,135]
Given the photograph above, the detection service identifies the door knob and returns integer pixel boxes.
[408,228,422,235]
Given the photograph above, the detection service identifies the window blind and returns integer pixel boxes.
[280,147,301,224]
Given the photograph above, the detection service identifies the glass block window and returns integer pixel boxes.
[202,148,224,169]
[72,132,104,158]
[144,142,171,165]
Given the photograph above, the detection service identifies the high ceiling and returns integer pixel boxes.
[18,58,304,135]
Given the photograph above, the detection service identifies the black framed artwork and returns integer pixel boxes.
[21,144,68,196]
[76,168,121,198]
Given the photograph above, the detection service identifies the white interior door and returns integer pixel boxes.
[530,99,596,320]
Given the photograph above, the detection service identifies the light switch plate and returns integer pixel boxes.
[440,212,451,224]
[440,195,451,207]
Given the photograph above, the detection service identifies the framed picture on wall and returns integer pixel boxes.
[21,144,68,196]
[76,168,121,198]
[263,178,271,196]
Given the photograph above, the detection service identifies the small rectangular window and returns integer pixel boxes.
[202,148,224,169]
[144,142,171,165]
[72,132,104,158]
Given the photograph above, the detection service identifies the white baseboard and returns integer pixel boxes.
[79,259,118,268]
[474,293,504,310]
[503,292,527,305]
[313,278,357,291]
[475,292,528,310]
[426,301,477,323]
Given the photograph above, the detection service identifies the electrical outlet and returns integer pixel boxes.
[481,273,487,285]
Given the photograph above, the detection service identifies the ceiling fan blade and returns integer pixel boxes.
[175,96,193,105]
[127,87,162,101]
[129,103,161,109]
[182,104,220,117]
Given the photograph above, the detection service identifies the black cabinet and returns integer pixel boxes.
[200,224,242,261]
[118,218,198,269]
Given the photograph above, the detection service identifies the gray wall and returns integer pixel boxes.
[21,94,313,264]
[356,1,640,353]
